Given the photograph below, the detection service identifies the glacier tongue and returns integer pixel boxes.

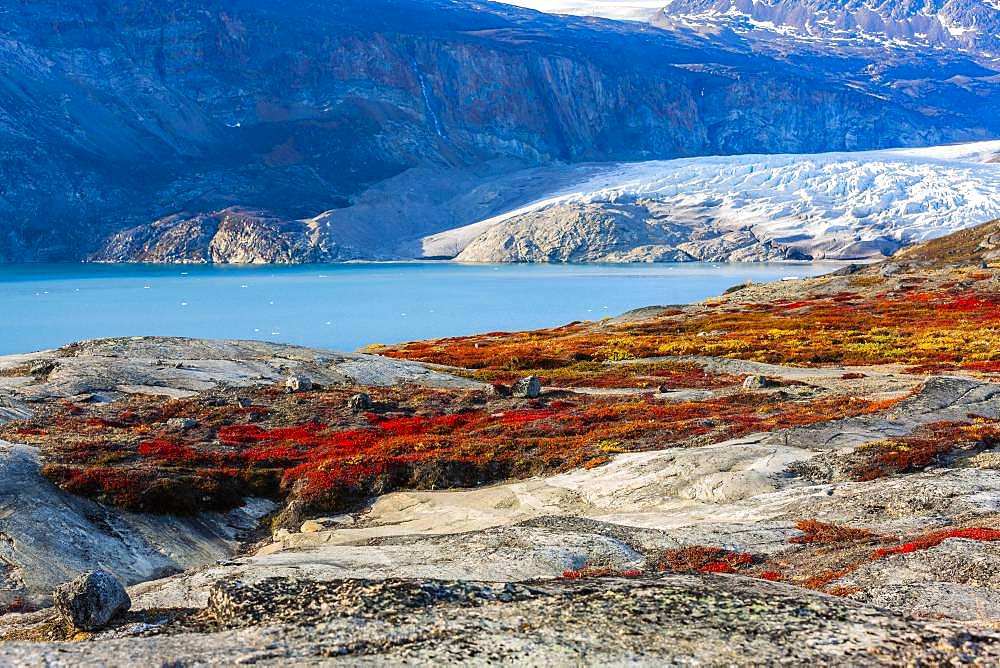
[424,141,1000,262]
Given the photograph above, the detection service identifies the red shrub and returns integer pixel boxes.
[137,439,197,462]
[217,425,269,445]
[562,567,642,579]
[657,546,754,574]
[871,527,1000,560]
[789,519,874,545]
[499,409,557,425]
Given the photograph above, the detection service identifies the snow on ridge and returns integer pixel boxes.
[422,141,1000,260]
[497,1,664,21]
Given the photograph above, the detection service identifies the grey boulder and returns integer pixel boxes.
[743,375,778,390]
[285,374,314,393]
[512,376,542,398]
[348,393,372,412]
[166,417,198,430]
[53,570,131,631]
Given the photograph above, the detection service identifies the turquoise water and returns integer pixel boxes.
[0,262,835,355]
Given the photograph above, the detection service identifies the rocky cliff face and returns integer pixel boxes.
[1,0,997,261]
[92,208,360,264]
[452,203,813,263]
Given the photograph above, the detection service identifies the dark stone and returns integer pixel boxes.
[52,570,131,631]
[512,376,542,399]
[490,383,512,398]
[28,360,55,377]
[348,393,372,412]
[723,282,751,295]
[830,264,863,276]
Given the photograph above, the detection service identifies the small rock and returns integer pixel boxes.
[53,570,131,631]
[166,417,197,430]
[723,282,751,295]
[235,398,253,408]
[511,376,541,399]
[879,263,900,277]
[348,393,372,412]
[743,375,778,390]
[490,383,512,398]
[830,264,862,277]
[29,360,55,376]
[285,374,313,393]
[301,515,355,533]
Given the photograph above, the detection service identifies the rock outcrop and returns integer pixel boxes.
[91,209,359,264]
[453,202,815,263]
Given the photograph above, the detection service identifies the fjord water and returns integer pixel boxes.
[1,262,835,355]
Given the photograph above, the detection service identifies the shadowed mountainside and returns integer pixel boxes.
[2,0,998,261]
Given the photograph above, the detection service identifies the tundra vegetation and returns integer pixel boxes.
[2,221,1000,661]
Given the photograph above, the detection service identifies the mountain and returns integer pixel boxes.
[1,0,998,262]
[512,0,1000,55]
[653,0,1000,54]
[421,140,1000,262]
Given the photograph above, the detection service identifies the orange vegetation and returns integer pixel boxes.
[3,381,897,515]
[376,287,1000,373]
[789,519,875,545]
[850,418,1000,481]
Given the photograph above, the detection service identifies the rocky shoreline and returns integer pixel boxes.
[1,222,1000,664]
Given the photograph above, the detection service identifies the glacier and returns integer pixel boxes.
[422,140,1000,261]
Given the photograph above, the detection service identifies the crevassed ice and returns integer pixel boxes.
[424,140,1000,258]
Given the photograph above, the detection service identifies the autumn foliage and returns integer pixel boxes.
[655,546,755,575]
[789,519,875,545]
[375,285,1000,374]
[850,419,1000,481]
[5,378,898,516]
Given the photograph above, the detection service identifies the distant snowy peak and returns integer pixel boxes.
[423,140,1000,263]
[500,1,667,21]
[654,0,1000,54]
[506,1,1000,54]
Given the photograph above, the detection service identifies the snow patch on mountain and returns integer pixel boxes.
[500,1,664,20]
[422,141,1000,261]
[504,1,1000,55]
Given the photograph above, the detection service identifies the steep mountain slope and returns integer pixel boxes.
[423,140,1000,262]
[1,0,998,261]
